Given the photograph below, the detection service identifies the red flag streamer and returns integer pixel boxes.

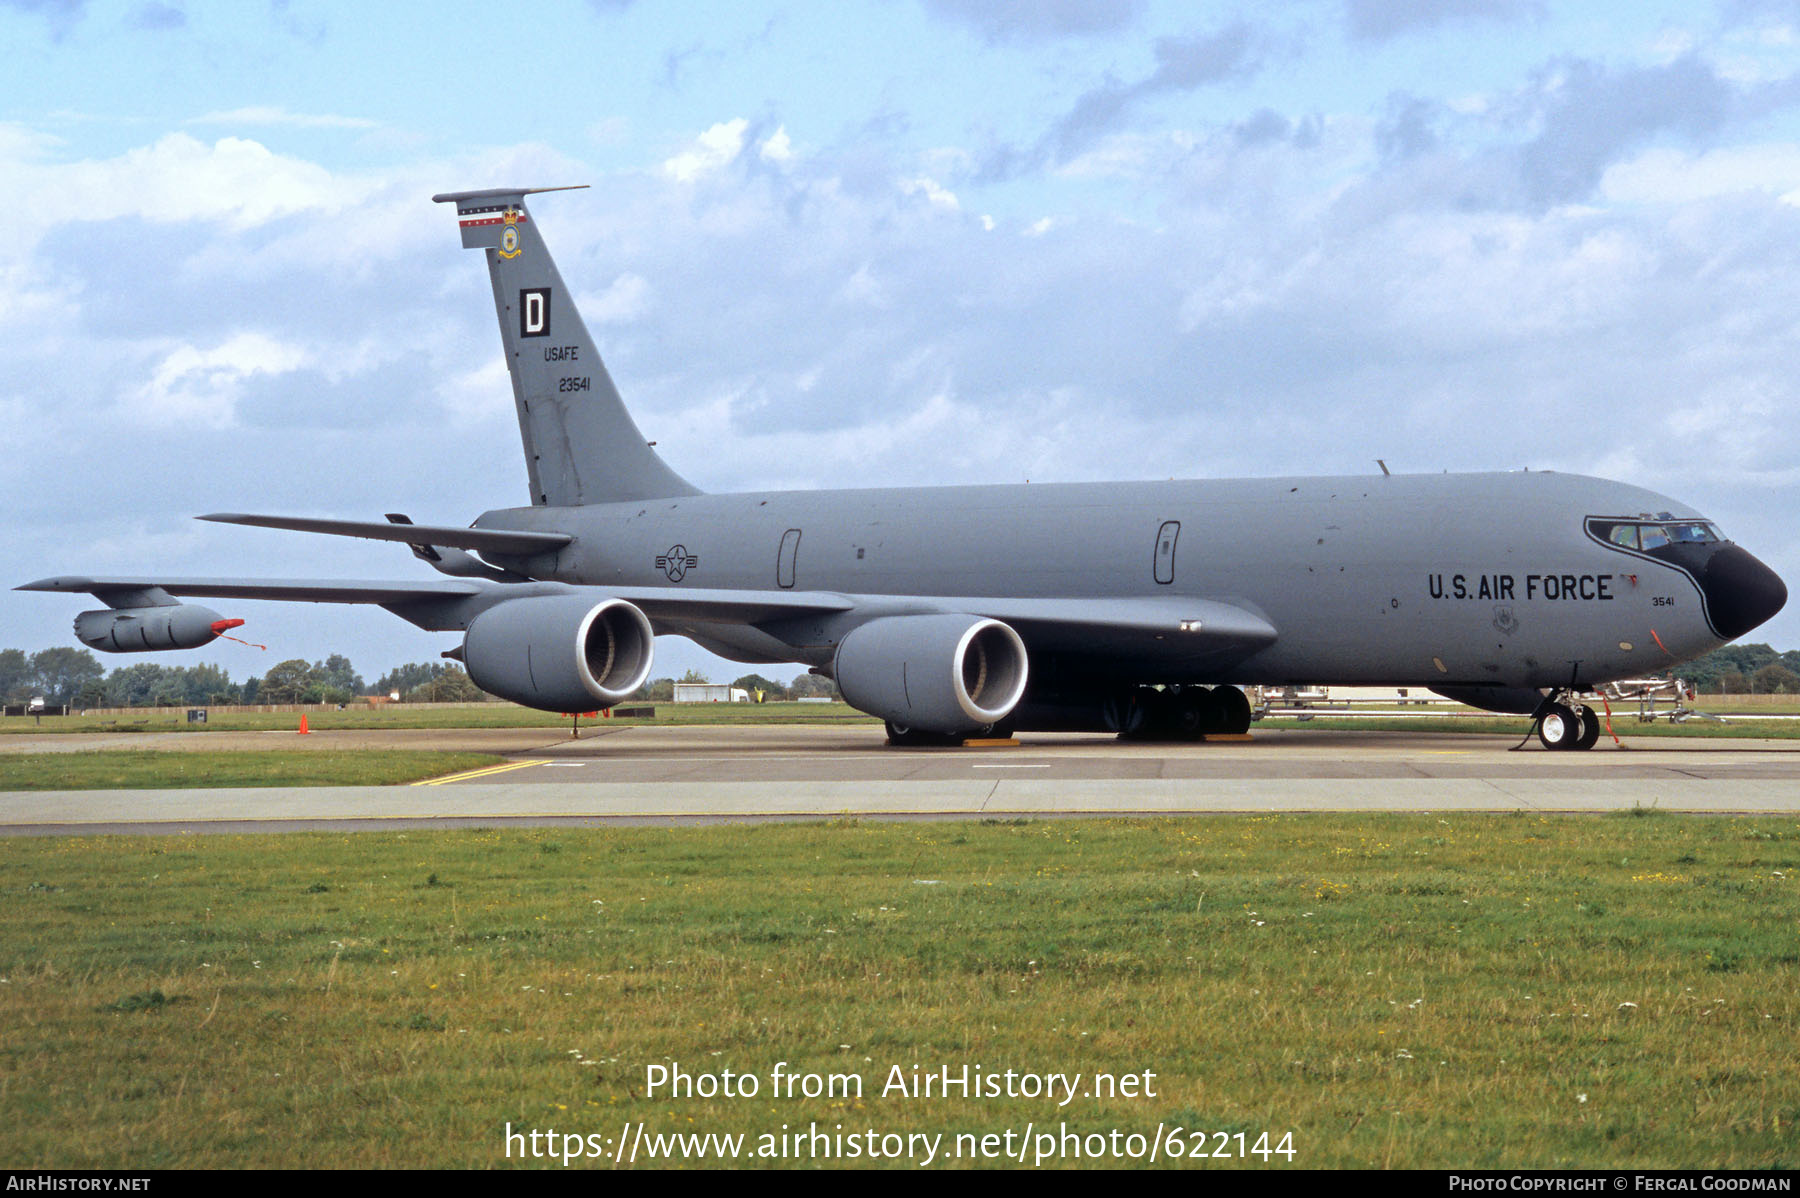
[209,619,266,650]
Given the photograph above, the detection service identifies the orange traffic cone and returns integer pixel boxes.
[298,714,310,735]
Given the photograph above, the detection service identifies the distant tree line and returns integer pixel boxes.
[0,647,490,707]
[1678,643,1800,695]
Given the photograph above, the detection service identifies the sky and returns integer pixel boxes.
[4,0,1800,690]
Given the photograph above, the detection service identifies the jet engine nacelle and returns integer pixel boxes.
[75,604,232,653]
[462,594,654,713]
[834,614,1029,734]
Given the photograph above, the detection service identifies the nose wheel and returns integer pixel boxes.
[1536,698,1602,750]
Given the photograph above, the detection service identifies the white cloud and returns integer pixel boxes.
[662,119,750,182]
[759,126,794,163]
[1601,145,1800,206]
[64,134,354,227]
[665,387,981,491]
[1056,130,1188,180]
[901,175,960,210]
[187,107,379,130]
[0,133,367,273]
[587,116,631,146]
[130,332,310,429]
[437,357,511,427]
[580,273,651,324]
[837,263,889,307]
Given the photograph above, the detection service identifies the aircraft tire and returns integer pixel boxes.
[1215,685,1253,735]
[1537,704,1580,750]
[1102,690,1146,737]
[886,721,955,747]
[1574,705,1602,751]
[1174,688,1212,738]
[1119,687,1175,740]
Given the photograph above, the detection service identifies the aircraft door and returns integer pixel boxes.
[777,528,801,589]
[1154,521,1179,585]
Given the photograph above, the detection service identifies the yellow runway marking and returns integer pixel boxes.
[412,760,551,787]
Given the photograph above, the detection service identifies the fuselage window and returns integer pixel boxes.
[1608,524,1639,550]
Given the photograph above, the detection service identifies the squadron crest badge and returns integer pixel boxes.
[1492,605,1521,637]
[498,207,523,259]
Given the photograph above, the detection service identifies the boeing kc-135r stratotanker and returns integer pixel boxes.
[19,187,1789,749]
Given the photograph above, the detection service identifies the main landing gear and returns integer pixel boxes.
[884,720,1013,747]
[1117,685,1253,742]
[1534,694,1602,751]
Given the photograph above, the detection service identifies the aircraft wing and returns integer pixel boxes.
[15,575,859,630]
[20,576,1261,635]
[568,588,1271,645]
[917,595,1277,658]
[17,576,1267,660]
[590,586,856,623]
[647,589,1276,660]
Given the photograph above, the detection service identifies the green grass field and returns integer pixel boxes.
[2,815,1795,1169]
[0,750,505,790]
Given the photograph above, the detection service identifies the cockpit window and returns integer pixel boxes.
[1589,518,1722,551]
[1665,522,1718,544]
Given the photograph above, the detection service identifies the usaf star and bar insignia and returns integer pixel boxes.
[656,546,699,582]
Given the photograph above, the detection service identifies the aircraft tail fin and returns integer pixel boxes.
[432,186,700,506]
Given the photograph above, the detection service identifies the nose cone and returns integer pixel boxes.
[1701,544,1788,641]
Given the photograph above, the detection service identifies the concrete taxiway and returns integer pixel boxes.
[2,724,1798,833]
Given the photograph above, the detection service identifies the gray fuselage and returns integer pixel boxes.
[476,468,1761,692]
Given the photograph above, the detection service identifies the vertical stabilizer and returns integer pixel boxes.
[432,186,700,505]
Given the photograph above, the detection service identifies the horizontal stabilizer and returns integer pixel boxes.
[197,513,571,556]
[429,184,589,206]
